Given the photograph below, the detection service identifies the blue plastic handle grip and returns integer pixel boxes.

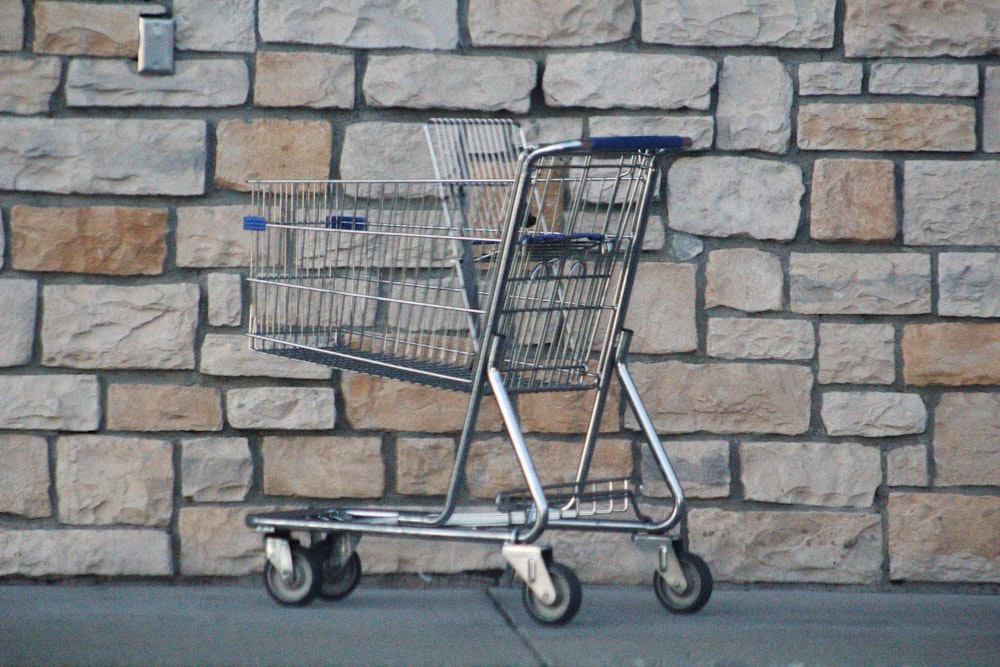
[327,215,366,230]
[587,136,690,152]
[243,215,266,231]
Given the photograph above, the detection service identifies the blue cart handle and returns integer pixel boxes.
[585,136,691,152]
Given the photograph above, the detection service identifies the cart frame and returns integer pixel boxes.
[243,119,710,623]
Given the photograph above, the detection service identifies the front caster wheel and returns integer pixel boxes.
[263,543,319,607]
[522,562,582,626]
[653,551,712,614]
[316,547,362,601]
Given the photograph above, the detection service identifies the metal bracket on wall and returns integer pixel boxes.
[138,14,175,74]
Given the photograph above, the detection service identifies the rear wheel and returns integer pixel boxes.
[522,562,582,626]
[316,546,362,601]
[263,543,319,607]
[653,551,712,614]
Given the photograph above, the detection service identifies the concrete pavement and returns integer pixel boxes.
[1,582,998,666]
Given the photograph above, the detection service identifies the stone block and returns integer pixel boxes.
[465,437,632,499]
[33,1,163,56]
[469,0,633,46]
[904,161,1000,246]
[174,0,255,52]
[705,249,783,312]
[0,279,35,367]
[56,435,173,527]
[707,318,814,361]
[340,122,436,181]
[227,387,336,431]
[42,284,199,370]
[641,440,730,499]
[0,56,59,114]
[543,53,716,110]
[624,263,696,354]
[0,529,171,576]
[263,436,383,498]
[641,0,835,48]
[258,0,458,49]
[341,374,502,433]
[207,273,242,327]
[0,435,51,518]
[0,119,206,195]
[986,68,1000,153]
[626,362,813,435]
[933,393,1000,487]
[176,205,252,268]
[11,206,167,275]
[717,56,792,153]
[818,323,895,385]
[254,52,354,109]
[396,437,455,496]
[669,157,803,240]
[179,507,263,576]
[546,531,649,584]
[790,253,931,315]
[66,59,249,107]
[741,441,881,508]
[869,63,979,97]
[357,535,503,576]
[0,0,24,50]
[845,0,1000,57]
[798,62,863,96]
[200,334,332,380]
[888,493,1000,583]
[887,445,928,487]
[107,384,223,432]
[902,323,1000,386]
[0,375,99,431]
[798,103,976,152]
[809,159,897,242]
[689,508,882,583]
[938,253,1000,318]
[181,437,252,502]
[364,55,536,113]
[215,119,331,192]
[589,116,715,151]
[519,386,620,435]
[821,391,927,437]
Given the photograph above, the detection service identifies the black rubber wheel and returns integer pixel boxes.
[263,543,319,607]
[522,562,582,626]
[316,547,362,601]
[653,551,712,614]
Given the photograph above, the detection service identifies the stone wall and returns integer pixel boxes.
[1,0,998,587]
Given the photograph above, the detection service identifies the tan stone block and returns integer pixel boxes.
[903,323,1000,386]
[690,508,882,584]
[357,535,502,576]
[933,393,1000,487]
[0,434,51,518]
[227,387,336,430]
[888,493,1000,582]
[396,437,455,496]
[263,436,384,499]
[215,119,332,192]
[176,205,252,268]
[707,318,814,361]
[11,206,167,275]
[341,374,502,433]
[0,529,171,576]
[255,52,354,109]
[56,435,173,527]
[705,249,783,312]
[179,506,264,576]
[818,323,895,385]
[810,159,897,242]
[798,103,976,152]
[626,362,812,435]
[625,262,697,354]
[470,0,634,47]
[0,56,60,114]
[181,437,252,502]
[821,391,927,437]
[0,278,36,367]
[845,0,1000,57]
[547,531,649,584]
[790,253,931,315]
[465,436,632,499]
[107,384,222,432]
[0,0,25,50]
[887,445,928,487]
[0,375,100,431]
[33,1,162,56]
[641,440,730,499]
[519,386,620,434]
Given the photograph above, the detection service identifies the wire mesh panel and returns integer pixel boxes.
[245,179,510,391]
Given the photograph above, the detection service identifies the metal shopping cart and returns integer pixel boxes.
[242,119,711,624]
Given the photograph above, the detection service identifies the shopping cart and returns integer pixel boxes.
[242,119,711,624]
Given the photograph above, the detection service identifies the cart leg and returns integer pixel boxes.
[632,535,686,591]
[265,536,294,583]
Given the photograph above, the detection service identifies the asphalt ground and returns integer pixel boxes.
[1,582,998,666]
